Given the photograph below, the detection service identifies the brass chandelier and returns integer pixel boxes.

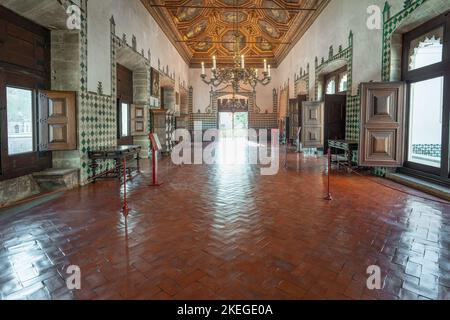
[200,34,272,92]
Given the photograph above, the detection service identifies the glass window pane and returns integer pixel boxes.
[409,26,443,71]
[408,77,443,168]
[326,77,336,94]
[121,103,129,137]
[339,73,348,92]
[7,87,34,155]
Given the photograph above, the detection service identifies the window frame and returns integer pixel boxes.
[402,12,450,181]
[324,66,348,96]
[6,85,37,156]
[120,102,131,138]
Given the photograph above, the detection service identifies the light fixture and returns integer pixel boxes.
[200,33,271,92]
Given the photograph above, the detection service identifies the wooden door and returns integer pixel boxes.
[324,94,346,150]
[359,82,406,167]
[302,101,324,149]
[297,95,307,140]
[288,99,298,141]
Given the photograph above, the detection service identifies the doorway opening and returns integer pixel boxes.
[322,66,348,150]
[219,112,248,132]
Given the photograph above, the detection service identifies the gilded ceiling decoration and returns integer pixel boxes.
[142,0,330,67]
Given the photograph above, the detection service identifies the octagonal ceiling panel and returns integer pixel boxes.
[193,37,214,51]
[262,0,290,24]
[184,20,208,39]
[142,0,330,67]
[255,37,273,51]
[176,0,203,22]
[222,31,246,52]
[221,0,249,5]
[221,11,247,24]
[258,20,281,38]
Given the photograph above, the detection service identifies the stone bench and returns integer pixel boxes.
[32,168,79,192]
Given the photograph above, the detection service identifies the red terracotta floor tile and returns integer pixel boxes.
[0,142,449,300]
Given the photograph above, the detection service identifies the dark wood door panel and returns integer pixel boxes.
[324,94,346,150]
[0,7,51,181]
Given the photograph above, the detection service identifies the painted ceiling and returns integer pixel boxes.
[142,0,330,67]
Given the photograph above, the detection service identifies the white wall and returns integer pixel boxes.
[274,0,405,98]
[87,0,189,96]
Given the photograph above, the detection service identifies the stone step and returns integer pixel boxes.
[386,173,450,202]
[32,168,79,192]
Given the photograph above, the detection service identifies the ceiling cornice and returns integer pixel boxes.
[141,0,193,65]
[275,0,331,65]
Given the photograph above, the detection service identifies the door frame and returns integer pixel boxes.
[402,12,450,180]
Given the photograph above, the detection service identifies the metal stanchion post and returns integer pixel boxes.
[324,148,333,201]
[122,158,129,216]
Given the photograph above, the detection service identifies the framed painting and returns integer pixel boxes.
[151,68,160,98]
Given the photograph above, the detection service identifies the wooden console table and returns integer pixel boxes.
[88,145,142,182]
[328,140,358,170]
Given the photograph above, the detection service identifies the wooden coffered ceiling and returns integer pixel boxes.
[141,0,330,68]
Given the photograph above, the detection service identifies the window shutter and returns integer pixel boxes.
[131,104,148,136]
[359,82,406,167]
[38,91,49,151]
[301,101,324,149]
[39,90,77,151]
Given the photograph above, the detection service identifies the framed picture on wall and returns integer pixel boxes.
[151,68,160,98]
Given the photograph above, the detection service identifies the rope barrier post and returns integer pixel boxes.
[284,139,288,169]
[149,133,163,187]
[324,148,333,201]
[122,157,129,217]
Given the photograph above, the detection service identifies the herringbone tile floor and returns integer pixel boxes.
[0,142,449,300]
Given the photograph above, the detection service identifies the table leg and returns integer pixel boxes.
[91,159,98,183]
[136,152,141,173]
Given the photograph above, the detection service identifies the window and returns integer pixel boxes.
[408,26,443,71]
[402,13,450,180]
[6,87,34,155]
[339,72,348,92]
[121,103,130,137]
[326,78,336,94]
[324,66,348,97]
[407,77,444,168]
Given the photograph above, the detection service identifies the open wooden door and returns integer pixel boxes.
[301,101,324,149]
[324,94,346,150]
[38,90,77,151]
[359,82,406,167]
